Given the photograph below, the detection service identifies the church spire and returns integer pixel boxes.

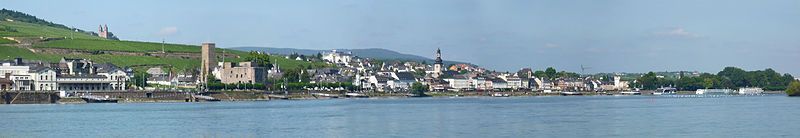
[434,48,443,64]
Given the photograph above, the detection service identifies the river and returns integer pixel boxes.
[1,95,799,137]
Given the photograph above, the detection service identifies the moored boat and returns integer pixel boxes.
[738,87,764,95]
[654,87,678,95]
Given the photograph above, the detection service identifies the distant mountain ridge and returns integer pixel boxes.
[231,47,470,65]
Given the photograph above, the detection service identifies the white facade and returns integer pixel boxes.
[33,69,57,91]
[322,50,353,66]
[444,78,472,90]
[0,63,33,90]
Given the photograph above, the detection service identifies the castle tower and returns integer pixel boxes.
[200,43,216,90]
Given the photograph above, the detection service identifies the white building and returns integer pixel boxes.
[322,50,353,66]
[0,58,129,91]
[0,61,34,91]
[444,76,472,90]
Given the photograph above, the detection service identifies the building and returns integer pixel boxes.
[0,59,33,90]
[97,24,118,40]
[0,58,129,91]
[444,76,472,91]
[0,74,12,91]
[200,43,216,87]
[217,62,266,84]
[322,50,353,66]
[389,72,416,90]
[146,67,170,86]
[56,58,128,91]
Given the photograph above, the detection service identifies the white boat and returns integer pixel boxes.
[738,87,764,95]
[654,87,678,95]
[560,91,582,95]
[696,89,735,95]
[620,91,641,95]
[491,93,510,97]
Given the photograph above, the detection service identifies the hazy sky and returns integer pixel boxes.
[4,0,799,75]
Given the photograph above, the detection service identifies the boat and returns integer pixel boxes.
[696,89,735,95]
[345,93,369,98]
[311,93,339,98]
[738,87,764,95]
[560,91,582,96]
[80,95,119,103]
[654,87,678,95]
[619,91,641,95]
[405,93,428,97]
[491,93,510,97]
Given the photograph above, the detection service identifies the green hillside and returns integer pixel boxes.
[0,9,327,73]
[0,37,15,44]
[0,20,100,39]
[34,39,200,53]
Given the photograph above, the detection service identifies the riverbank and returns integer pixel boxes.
[0,90,789,104]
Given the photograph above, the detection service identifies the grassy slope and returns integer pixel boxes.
[0,46,198,70]
[0,21,100,39]
[0,37,15,44]
[0,20,328,72]
[34,39,201,53]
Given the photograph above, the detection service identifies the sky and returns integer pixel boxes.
[4,0,799,76]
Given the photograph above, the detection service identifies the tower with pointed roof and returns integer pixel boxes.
[433,48,443,76]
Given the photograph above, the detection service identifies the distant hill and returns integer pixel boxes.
[0,9,326,72]
[231,47,471,65]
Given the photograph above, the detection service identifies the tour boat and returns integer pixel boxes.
[738,87,764,95]
[696,89,734,95]
[654,87,678,95]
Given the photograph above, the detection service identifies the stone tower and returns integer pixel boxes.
[200,43,216,88]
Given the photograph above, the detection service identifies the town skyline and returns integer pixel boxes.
[4,0,799,75]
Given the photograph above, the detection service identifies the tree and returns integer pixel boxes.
[787,81,800,96]
[533,71,546,78]
[545,67,557,79]
[411,82,428,95]
[637,72,659,90]
[703,78,714,89]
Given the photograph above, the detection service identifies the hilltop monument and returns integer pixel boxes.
[97,24,119,40]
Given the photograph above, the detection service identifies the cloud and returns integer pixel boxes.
[157,27,178,36]
[655,27,700,38]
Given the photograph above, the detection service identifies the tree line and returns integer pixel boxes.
[632,67,795,91]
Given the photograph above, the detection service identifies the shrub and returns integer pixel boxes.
[787,81,800,96]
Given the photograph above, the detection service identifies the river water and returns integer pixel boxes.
[1,95,799,137]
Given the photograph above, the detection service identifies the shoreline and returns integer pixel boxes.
[1,91,788,105]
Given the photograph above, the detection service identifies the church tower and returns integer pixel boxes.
[433,48,443,75]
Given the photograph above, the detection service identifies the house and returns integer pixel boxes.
[491,78,509,90]
[322,50,353,66]
[368,75,391,91]
[444,75,472,91]
[390,72,417,90]
[146,67,170,86]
